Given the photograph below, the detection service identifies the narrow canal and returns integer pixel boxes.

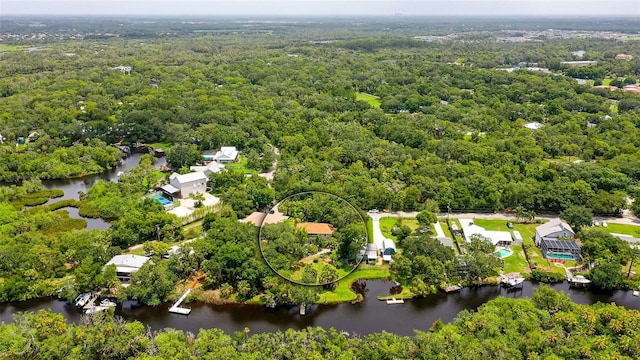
[1,280,638,336]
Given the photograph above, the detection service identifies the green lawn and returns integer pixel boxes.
[289,261,351,284]
[502,245,531,274]
[366,217,374,243]
[318,265,390,303]
[379,217,423,239]
[379,217,400,239]
[225,156,259,175]
[356,92,381,109]
[148,142,173,150]
[602,223,640,238]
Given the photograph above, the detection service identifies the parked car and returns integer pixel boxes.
[506,222,514,229]
[593,220,600,226]
[369,209,380,213]
[602,221,608,228]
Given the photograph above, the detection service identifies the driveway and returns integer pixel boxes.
[369,213,392,250]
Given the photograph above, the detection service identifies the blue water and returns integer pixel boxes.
[495,249,512,258]
[547,252,575,260]
[153,195,172,206]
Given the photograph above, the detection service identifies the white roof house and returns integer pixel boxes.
[213,146,239,163]
[169,171,208,199]
[462,223,512,246]
[535,218,574,245]
[104,254,149,281]
[190,161,225,176]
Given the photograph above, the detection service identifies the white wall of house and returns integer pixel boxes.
[170,177,207,199]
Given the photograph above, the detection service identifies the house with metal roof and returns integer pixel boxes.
[462,223,512,247]
[104,254,149,282]
[535,218,575,246]
[168,171,207,199]
[364,243,378,264]
[212,146,239,163]
[189,161,225,176]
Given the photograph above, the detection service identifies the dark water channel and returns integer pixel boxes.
[41,153,166,203]
[1,280,639,336]
[37,153,166,229]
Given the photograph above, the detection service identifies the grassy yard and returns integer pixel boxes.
[472,218,540,240]
[225,156,259,175]
[439,219,455,239]
[356,92,381,108]
[379,217,423,239]
[317,265,390,303]
[148,142,173,151]
[366,217,374,243]
[461,218,560,274]
[601,223,640,238]
[502,245,530,274]
[379,217,400,239]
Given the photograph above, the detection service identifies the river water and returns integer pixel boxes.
[1,280,638,336]
[38,153,166,230]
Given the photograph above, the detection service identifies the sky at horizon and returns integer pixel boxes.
[2,0,639,16]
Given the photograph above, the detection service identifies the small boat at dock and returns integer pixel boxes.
[74,293,92,308]
[386,298,404,304]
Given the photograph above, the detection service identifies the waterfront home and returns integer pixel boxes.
[104,254,149,282]
[535,218,574,245]
[461,222,512,247]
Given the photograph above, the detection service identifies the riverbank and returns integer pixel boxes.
[318,265,391,303]
[3,279,639,337]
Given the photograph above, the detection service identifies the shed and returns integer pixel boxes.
[382,239,396,262]
[511,230,523,244]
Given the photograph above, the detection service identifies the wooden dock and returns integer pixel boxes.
[169,275,206,315]
[169,289,192,315]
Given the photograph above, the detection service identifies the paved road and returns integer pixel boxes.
[370,211,640,226]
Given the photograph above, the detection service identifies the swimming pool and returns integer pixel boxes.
[153,195,173,207]
[495,249,513,258]
[547,252,575,260]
